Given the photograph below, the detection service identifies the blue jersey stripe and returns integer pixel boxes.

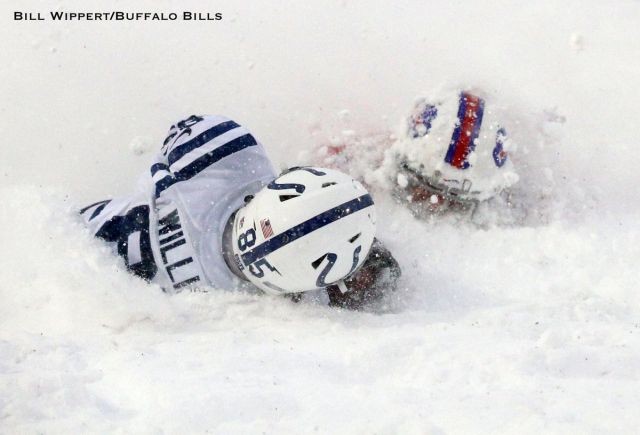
[89,201,111,221]
[167,120,240,166]
[154,175,176,197]
[155,133,258,197]
[240,194,374,266]
[80,199,112,221]
[150,163,169,176]
[80,199,110,215]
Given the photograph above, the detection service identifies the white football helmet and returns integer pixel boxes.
[231,167,376,295]
[388,89,519,212]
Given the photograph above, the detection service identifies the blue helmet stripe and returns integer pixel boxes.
[240,193,374,266]
[444,95,468,164]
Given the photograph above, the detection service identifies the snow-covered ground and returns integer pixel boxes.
[2,1,640,433]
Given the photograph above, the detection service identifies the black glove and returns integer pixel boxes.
[326,238,401,310]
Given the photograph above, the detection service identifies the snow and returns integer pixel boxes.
[1,0,640,433]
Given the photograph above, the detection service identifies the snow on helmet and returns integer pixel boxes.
[231,167,376,295]
[389,89,519,205]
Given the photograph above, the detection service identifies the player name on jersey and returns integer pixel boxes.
[157,208,201,290]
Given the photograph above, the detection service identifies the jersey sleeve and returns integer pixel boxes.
[79,193,158,282]
[149,115,266,199]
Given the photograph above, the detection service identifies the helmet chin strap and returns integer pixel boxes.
[221,211,249,281]
[335,280,349,294]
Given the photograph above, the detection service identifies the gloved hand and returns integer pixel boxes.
[326,238,401,310]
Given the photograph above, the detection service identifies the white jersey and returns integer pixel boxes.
[81,115,277,292]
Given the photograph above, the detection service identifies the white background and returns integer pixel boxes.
[1,1,639,433]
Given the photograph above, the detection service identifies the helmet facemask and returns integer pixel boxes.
[395,162,479,216]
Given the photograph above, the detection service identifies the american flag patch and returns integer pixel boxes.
[260,218,274,239]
